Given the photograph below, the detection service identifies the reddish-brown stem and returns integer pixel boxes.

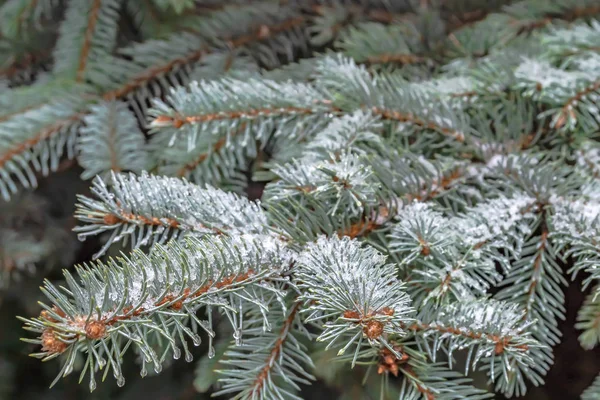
[76,0,102,82]
[372,107,465,142]
[103,16,305,100]
[252,302,302,396]
[399,321,529,354]
[524,229,549,318]
[153,106,317,128]
[176,122,247,177]
[555,80,600,129]
[0,114,81,169]
[367,54,425,66]
[339,167,465,239]
[39,270,257,354]
[102,209,184,230]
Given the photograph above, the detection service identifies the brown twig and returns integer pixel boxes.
[103,16,306,100]
[0,114,82,169]
[252,302,301,396]
[40,269,257,354]
[76,0,102,82]
[555,80,600,129]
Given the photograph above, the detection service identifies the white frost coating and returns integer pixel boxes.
[304,110,383,160]
[433,300,529,339]
[75,172,269,257]
[573,53,600,74]
[486,154,507,169]
[551,197,600,239]
[515,59,583,92]
[392,194,535,250]
[76,233,292,318]
[454,194,537,246]
[389,195,537,300]
[267,153,379,215]
[296,235,413,326]
[414,76,476,97]
[544,20,600,57]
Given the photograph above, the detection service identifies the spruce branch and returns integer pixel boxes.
[493,218,561,395]
[20,234,292,391]
[265,152,381,218]
[551,198,600,292]
[0,95,87,200]
[104,2,307,101]
[216,299,315,400]
[372,344,493,399]
[335,21,425,67]
[583,373,600,400]
[74,172,269,257]
[52,0,122,87]
[295,236,414,364]
[0,0,56,38]
[13,3,600,398]
[576,287,600,350]
[515,56,600,132]
[77,100,150,180]
[389,195,537,304]
[542,19,600,60]
[406,299,542,394]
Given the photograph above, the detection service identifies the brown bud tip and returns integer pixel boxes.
[494,341,504,355]
[173,119,185,129]
[494,337,510,355]
[85,320,107,339]
[379,307,394,316]
[555,112,566,129]
[103,214,120,225]
[41,329,67,354]
[343,310,361,320]
[257,25,270,39]
[383,355,396,365]
[364,320,384,339]
[171,300,184,310]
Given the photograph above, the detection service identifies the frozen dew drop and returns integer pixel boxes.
[185,351,194,362]
[117,376,126,387]
[233,329,243,346]
[191,333,202,346]
[154,363,162,374]
[173,346,181,360]
[208,346,216,359]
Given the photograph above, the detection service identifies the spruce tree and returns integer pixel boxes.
[2,0,600,399]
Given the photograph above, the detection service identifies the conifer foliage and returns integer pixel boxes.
[4,0,600,398]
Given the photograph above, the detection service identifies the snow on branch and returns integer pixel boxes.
[21,234,292,390]
[74,172,269,257]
